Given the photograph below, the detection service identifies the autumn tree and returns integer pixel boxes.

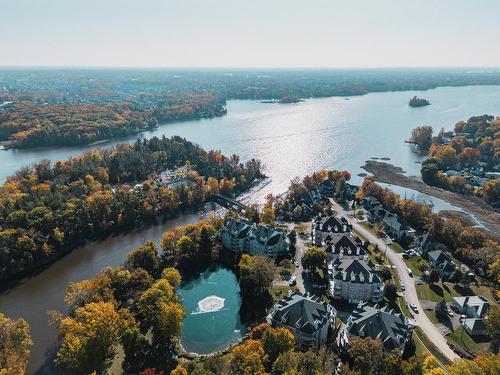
[230,339,267,375]
[64,274,114,313]
[0,313,32,375]
[347,337,384,375]
[125,241,161,275]
[485,304,500,340]
[410,126,433,151]
[262,327,295,367]
[55,302,135,374]
[157,266,179,287]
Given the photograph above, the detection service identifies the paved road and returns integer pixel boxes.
[290,222,310,293]
[331,200,460,362]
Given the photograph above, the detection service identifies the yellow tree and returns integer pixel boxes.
[230,339,268,375]
[55,302,135,374]
[0,313,32,375]
[262,327,295,365]
[161,268,182,287]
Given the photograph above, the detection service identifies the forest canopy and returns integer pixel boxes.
[0,136,263,281]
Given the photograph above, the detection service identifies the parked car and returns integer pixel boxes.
[295,261,300,267]
[410,304,419,314]
[289,276,297,286]
[447,310,454,317]
[403,253,410,259]
[407,268,413,277]
[401,285,405,291]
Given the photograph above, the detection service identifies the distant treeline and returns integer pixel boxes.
[0,92,226,148]
[0,136,263,281]
[2,68,500,148]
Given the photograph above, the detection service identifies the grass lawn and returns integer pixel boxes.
[414,327,452,366]
[416,283,460,302]
[423,309,440,324]
[447,326,491,357]
[271,285,296,303]
[403,256,424,277]
[416,282,478,303]
[388,242,404,253]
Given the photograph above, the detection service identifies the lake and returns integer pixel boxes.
[1,85,500,373]
[178,267,245,355]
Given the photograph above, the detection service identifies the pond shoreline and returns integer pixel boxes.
[360,160,500,237]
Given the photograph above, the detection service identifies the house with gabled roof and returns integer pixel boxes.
[368,206,390,223]
[312,214,352,246]
[268,291,336,349]
[345,183,360,200]
[328,257,384,304]
[362,196,381,210]
[413,233,433,256]
[451,295,491,336]
[324,233,367,259]
[344,302,413,354]
[451,296,491,318]
[383,213,415,241]
[220,218,288,257]
[427,250,456,280]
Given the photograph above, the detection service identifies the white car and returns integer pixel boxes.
[410,304,419,314]
[289,276,297,286]
[401,285,405,291]
[295,261,300,267]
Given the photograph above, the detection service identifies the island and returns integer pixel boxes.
[409,95,431,107]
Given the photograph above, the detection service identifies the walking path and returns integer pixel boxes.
[331,200,460,362]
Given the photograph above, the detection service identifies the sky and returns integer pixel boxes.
[1,0,499,68]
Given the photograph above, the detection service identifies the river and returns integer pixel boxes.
[1,85,500,373]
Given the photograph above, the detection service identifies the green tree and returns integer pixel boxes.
[125,241,160,275]
[301,246,326,273]
[239,255,276,296]
[262,327,295,367]
[485,304,500,339]
[384,283,398,303]
[297,350,322,375]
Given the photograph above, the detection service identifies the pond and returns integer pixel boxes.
[178,266,245,355]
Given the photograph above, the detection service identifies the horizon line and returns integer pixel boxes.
[1,65,500,71]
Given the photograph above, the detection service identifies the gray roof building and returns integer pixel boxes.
[346,302,413,354]
[269,291,335,349]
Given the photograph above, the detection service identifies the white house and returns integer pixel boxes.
[451,296,491,336]
[328,257,384,304]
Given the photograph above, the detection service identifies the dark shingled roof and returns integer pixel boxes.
[325,234,366,256]
[332,258,381,283]
[271,291,335,334]
[348,302,413,352]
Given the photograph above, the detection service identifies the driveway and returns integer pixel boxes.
[331,200,460,362]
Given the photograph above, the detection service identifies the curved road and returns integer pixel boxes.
[331,201,460,362]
